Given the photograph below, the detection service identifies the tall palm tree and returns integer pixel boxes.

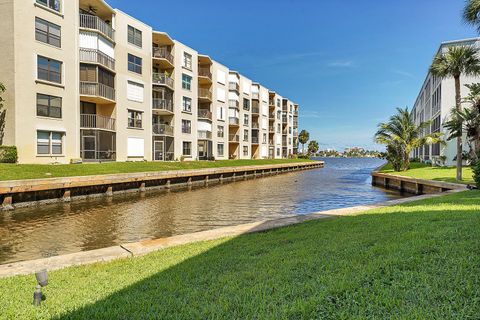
[298,130,309,155]
[375,107,444,172]
[308,140,319,155]
[429,45,480,180]
[0,83,6,145]
[464,0,480,32]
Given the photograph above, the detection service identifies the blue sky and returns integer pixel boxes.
[108,0,476,151]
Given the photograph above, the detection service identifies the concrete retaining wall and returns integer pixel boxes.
[372,171,467,194]
[0,161,324,210]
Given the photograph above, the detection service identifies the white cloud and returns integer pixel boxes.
[327,60,354,68]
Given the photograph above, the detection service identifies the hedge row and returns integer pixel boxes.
[0,146,17,163]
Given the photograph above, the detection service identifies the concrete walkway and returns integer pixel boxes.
[0,189,462,278]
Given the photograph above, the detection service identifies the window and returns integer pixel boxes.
[183,141,192,156]
[217,106,225,120]
[182,97,192,112]
[35,18,61,47]
[218,143,224,157]
[263,133,267,144]
[36,0,61,12]
[243,98,250,111]
[244,114,249,126]
[37,94,62,118]
[183,52,192,70]
[37,56,62,84]
[128,110,143,128]
[243,146,248,156]
[182,74,192,90]
[37,131,63,155]
[277,111,281,120]
[217,125,224,138]
[128,54,142,74]
[182,119,191,134]
[243,129,249,142]
[127,25,142,47]
[127,81,144,102]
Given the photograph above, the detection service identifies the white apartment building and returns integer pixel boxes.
[412,38,480,165]
[0,0,299,164]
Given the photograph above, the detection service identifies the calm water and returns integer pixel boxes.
[0,158,404,264]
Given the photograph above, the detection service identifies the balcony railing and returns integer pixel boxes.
[198,130,212,139]
[252,92,259,100]
[79,14,115,42]
[229,82,240,91]
[79,48,115,71]
[229,100,239,109]
[252,122,259,129]
[282,115,287,123]
[152,73,174,90]
[198,88,212,100]
[252,107,260,114]
[80,114,116,131]
[152,98,174,112]
[269,139,274,145]
[198,67,212,80]
[269,126,275,132]
[152,124,174,136]
[269,100,275,106]
[269,112,275,119]
[80,82,115,101]
[251,137,259,144]
[152,46,174,65]
[229,117,239,125]
[198,109,212,120]
[229,134,240,142]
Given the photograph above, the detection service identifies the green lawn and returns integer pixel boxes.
[0,159,313,181]
[380,162,475,185]
[0,191,479,319]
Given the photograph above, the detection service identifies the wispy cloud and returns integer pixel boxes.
[392,69,415,78]
[327,60,354,68]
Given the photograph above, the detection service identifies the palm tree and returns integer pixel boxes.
[308,140,319,156]
[374,107,444,172]
[0,83,6,145]
[464,0,480,32]
[298,130,310,154]
[429,45,480,180]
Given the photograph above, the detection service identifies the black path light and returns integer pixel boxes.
[33,269,48,306]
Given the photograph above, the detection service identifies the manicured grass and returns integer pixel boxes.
[0,191,479,319]
[0,159,313,181]
[380,162,474,185]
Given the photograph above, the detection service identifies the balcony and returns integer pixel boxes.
[229,134,240,142]
[198,88,212,102]
[282,115,288,123]
[229,100,239,109]
[252,92,259,100]
[152,73,174,90]
[269,99,275,106]
[252,106,260,115]
[198,67,212,84]
[152,46,174,68]
[79,14,115,42]
[198,109,212,121]
[79,48,115,71]
[229,117,239,126]
[269,112,275,119]
[269,139,274,145]
[269,126,275,133]
[198,130,212,140]
[252,122,259,129]
[229,82,240,92]
[80,82,115,103]
[251,137,259,144]
[152,98,174,114]
[80,114,116,131]
[152,124,174,136]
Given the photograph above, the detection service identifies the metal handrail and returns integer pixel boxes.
[80,114,116,131]
[79,48,115,70]
[198,109,212,120]
[152,99,174,112]
[80,82,115,101]
[152,124,174,136]
[198,88,212,100]
[79,14,115,42]
[152,46,174,64]
[152,73,174,90]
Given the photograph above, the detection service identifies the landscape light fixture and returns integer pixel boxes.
[33,269,48,306]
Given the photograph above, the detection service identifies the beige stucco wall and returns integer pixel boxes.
[211,60,229,160]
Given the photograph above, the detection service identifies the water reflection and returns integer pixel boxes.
[0,158,404,264]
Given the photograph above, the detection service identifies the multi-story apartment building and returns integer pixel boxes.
[0,0,299,164]
[412,38,480,166]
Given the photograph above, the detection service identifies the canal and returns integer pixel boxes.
[0,158,404,264]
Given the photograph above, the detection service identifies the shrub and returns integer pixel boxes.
[0,146,17,163]
[473,161,480,188]
[297,154,310,159]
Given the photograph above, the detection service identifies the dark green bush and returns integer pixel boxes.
[0,146,18,163]
[473,161,480,188]
[297,154,310,159]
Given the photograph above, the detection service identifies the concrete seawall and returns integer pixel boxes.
[372,171,467,194]
[0,161,323,210]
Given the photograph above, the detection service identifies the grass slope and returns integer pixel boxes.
[0,159,312,181]
[0,191,479,319]
[380,162,474,185]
